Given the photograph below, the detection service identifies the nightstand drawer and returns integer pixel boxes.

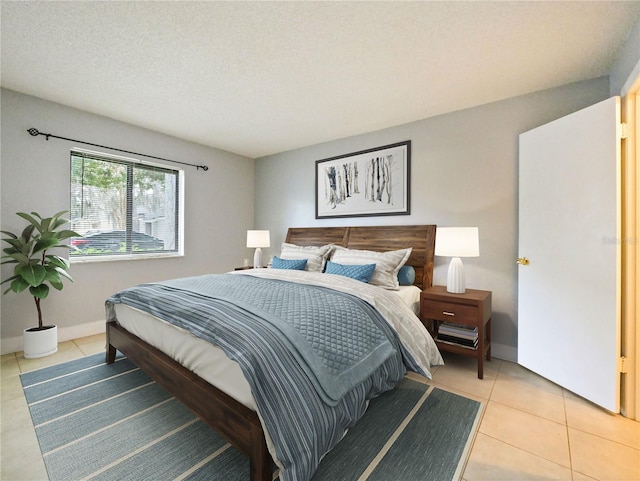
[423,300,477,324]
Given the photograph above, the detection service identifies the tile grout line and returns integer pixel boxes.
[478,431,575,471]
[562,387,574,474]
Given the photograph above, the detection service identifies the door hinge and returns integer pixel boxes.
[618,356,628,374]
[619,122,628,140]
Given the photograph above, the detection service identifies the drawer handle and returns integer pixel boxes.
[442,311,455,316]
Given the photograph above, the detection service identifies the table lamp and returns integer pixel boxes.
[435,227,479,293]
[246,230,270,268]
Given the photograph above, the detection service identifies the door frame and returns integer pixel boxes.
[621,74,639,419]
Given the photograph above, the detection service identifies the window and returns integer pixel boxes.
[70,150,183,260]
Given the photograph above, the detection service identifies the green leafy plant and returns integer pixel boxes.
[1,211,80,330]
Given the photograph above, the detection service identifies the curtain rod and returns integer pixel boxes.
[27,128,209,171]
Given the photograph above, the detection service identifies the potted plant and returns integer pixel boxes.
[1,211,80,358]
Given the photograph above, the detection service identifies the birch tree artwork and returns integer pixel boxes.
[364,154,394,205]
[324,161,360,209]
[316,141,410,218]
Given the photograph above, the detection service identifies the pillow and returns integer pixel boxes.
[325,261,376,283]
[271,256,307,270]
[397,265,416,286]
[331,246,412,290]
[279,243,334,272]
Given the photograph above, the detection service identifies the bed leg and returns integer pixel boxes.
[106,344,117,364]
[250,425,273,481]
[105,322,117,364]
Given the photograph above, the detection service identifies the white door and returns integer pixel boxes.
[518,97,621,412]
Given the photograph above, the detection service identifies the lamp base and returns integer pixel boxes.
[446,257,466,293]
[253,247,263,269]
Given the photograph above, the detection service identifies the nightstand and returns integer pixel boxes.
[420,285,492,379]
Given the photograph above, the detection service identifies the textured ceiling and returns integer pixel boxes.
[2,1,639,158]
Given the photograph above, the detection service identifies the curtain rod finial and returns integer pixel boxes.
[199,165,209,171]
[27,128,39,136]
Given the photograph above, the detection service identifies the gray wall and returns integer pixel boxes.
[0,88,255,352]
[254,77,611,361]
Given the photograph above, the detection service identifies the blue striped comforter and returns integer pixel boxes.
[106,273,411,481]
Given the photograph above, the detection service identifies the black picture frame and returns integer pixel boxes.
[315,140,411,219]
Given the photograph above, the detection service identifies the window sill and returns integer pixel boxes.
[70,252,184,264]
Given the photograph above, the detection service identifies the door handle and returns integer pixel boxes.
[516,257,530,265]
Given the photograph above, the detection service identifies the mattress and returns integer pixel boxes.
[113,281,423,411]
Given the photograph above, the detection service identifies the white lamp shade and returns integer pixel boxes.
[246,230,270,248]
[435,227,479,258]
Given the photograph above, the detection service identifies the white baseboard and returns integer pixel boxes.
[2,335,25,356]
[1,320,106,355]
[490,342,517,363]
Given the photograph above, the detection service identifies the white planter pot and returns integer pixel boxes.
[23,325,58,359]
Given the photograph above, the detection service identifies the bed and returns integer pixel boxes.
[105,224,440,481]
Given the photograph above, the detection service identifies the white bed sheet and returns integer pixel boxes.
[114,281,423,412]
[396,284,421,315]
[114,302,257,409]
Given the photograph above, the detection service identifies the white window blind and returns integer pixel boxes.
[70,150,181,259]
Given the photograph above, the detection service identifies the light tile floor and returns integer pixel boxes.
[1,334,639,481]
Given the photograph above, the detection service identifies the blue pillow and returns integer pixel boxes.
[325,261,376,283]
[271,256,307,270]
[397,265,415,285]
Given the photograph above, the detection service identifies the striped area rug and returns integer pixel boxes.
[21,352,482,481]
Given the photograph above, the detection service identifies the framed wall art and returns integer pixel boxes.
[315,140,410,219]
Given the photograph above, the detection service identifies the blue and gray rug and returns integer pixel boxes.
[20,352,482,481]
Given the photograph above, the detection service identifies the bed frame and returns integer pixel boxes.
[106,224,436,481]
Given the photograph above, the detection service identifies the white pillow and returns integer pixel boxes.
[279,243,334,272]
[331,246,412,290]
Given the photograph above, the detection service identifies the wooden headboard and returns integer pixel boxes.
[285,225,436,290]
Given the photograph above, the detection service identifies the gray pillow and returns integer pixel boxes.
[331,246,412,290]
[279,243,334,272]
